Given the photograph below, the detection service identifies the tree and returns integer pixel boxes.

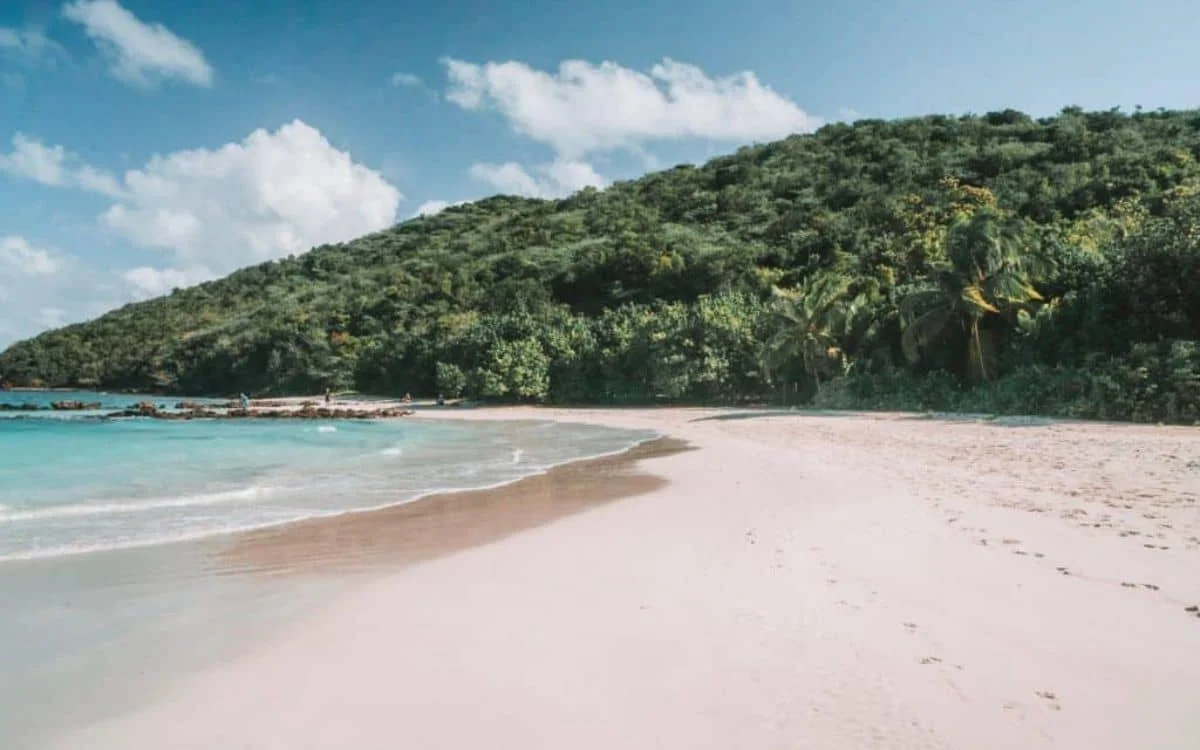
[900,207,1045,381]
[763,272,860,395]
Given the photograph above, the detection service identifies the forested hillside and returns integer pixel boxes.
[3,107,1199,421]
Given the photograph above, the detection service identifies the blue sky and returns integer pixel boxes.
[1,0,1198,345]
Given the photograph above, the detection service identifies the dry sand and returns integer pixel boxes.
[52,407,1200,749]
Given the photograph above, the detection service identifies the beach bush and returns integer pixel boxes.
[434,361,467,398]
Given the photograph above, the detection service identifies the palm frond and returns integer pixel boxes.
[960,284,1001,314]
[986,272,1043,304]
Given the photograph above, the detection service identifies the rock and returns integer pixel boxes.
[0,402,42,411]
[50,400,102,410]
[102,403,413,421]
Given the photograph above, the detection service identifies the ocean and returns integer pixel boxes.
[0,390,656,748]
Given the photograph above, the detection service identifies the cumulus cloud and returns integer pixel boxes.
[468,159,606,199]
[412,199,470,218]
[443,56,818,158]
[122,265,212,299]
[0,134,124,195]
[0,121,402,301]
[390,72,422,87]
[61,0,214,88]
[99,120,401,272]
[0,26,67,68]
[0,235,64,275]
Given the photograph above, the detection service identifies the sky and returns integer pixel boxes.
[1,0,1198,346]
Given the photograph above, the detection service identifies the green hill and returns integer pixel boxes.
[3,107,1199,421]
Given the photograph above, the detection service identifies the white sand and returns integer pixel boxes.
[53,408,1200,749]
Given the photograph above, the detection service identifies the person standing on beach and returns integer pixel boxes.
[239,392,249,410]
[324,388,331,404]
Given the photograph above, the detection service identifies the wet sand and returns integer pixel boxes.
[217,436,692,576]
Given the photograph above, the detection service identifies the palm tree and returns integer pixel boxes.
[900,207,1045,382]
[763,271,860,395]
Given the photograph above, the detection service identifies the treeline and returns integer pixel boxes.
[2,106,1198,421]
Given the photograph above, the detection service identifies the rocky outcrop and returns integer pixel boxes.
[0,402,42,411]
[103,403,413,420]
[50,400,102,410]
[254,406,414,419]
[106,401,166,418]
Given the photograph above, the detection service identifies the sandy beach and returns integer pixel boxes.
[50,407,1200,749]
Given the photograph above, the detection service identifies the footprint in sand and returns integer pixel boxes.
[1035,691,1063,711]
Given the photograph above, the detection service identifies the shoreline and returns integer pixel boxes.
[41,406,1200,749]
[215,434,691,576]
[0,414,659,565]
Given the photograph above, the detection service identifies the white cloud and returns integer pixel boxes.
[390,72,422,87]
[469,159,606,199]
[0,238,117,345]
[468,162,541,197]
[836,107,862,122]
[0,135,65,184]
[61,0,214,88]
[122,265,212,299]
[413,199,469,218]
[0,121,402,293]
[0,134,124,196]
[542,159,607,194]
[0,26,67,68]
[443,56,819,158]
[99,120,401,273]
[0,235,63,275]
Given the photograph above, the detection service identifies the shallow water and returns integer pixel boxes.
[0,391,656,748]
[0,392,654,561]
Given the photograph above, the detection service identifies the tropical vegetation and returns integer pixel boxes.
[2,106,1198,422]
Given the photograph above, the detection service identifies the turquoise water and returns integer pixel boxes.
[0,391,657,748]
[0,391,657,561]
